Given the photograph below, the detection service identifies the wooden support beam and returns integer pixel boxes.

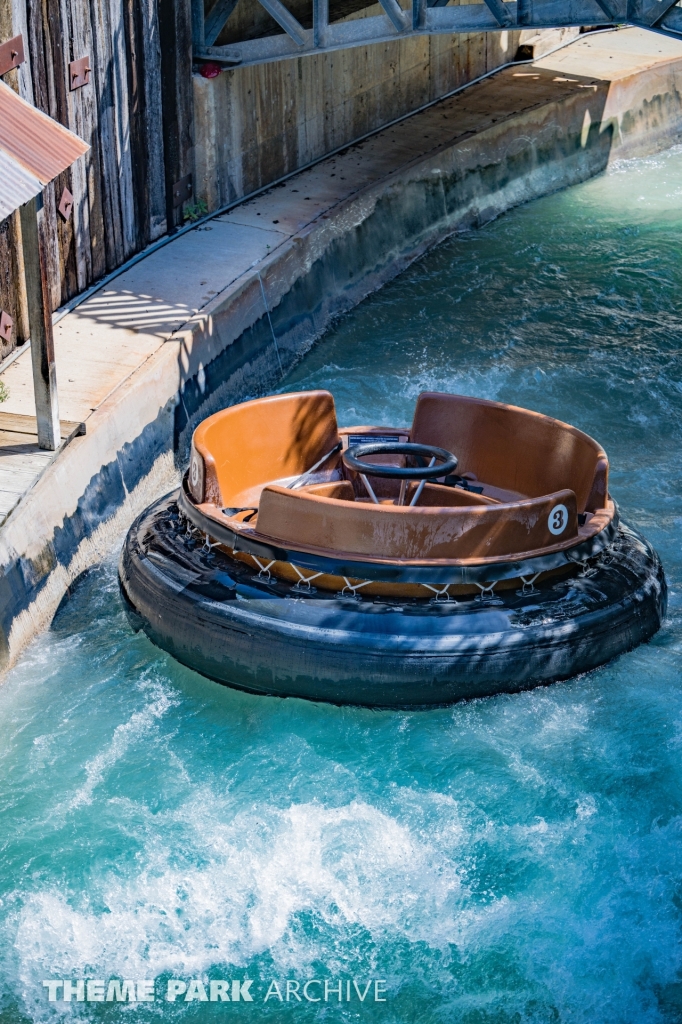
[159,0,195,233]
[19,195,61,452]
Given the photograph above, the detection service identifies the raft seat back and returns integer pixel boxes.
[255,484,579,560]
[189,391,340,507]
[410,392,609,512]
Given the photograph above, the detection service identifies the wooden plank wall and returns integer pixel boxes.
[159,0,194,232]
[0,0,183,353]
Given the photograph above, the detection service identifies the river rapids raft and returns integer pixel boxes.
[119,390,666,706]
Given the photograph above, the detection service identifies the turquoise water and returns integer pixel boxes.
[2,147,682,1023]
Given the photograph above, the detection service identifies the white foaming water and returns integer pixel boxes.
[2,148,682,1022]
[70,680,179,810]
[12,797,463,987]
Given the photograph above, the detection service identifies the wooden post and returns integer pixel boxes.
[19,194,60,451]
[159,0,194,234]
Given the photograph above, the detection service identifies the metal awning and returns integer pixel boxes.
[0,80,88,222]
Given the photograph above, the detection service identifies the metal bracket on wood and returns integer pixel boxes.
[0,34,24,76]
[69,56,91,90]
[0,311,12,344]
[172,174,193,208]
[58,188,74,222]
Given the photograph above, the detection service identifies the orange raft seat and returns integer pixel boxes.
[119,390,667,706]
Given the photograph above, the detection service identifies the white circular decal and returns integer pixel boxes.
[548,503,569,536]
[190,455,199,487]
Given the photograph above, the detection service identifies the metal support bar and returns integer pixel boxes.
[517,0,532,23]
[592,0,618,18]
[658,5,682,32]
[378,0,409,31]
[255,0,308,44]
[191,0,205,48]
[359,474,379,504]
[313,0,329,47]
[199,1,682,68]
[204,0,240,45]
[638,0,681,26]
[409,457,436,506]
[19,195,60,451]
[482,0,514,26]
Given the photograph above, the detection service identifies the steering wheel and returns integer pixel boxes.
[342,442,458,506]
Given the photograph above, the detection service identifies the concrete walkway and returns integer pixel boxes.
[0,29,680,525]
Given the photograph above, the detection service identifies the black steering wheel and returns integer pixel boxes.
[342,442,458,479]
[342,442,458,506]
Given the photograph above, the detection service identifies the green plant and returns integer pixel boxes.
[0,380,10,403]
[184,199,208,223]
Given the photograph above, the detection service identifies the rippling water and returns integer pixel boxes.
[1,148,682,1023]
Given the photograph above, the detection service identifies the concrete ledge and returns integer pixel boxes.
[1,28,681,671]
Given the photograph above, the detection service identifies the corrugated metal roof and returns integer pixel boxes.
[0,80,89,221]
[0,147,42,221]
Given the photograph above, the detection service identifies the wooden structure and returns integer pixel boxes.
[0,80,87,448]
[0,0,193,360]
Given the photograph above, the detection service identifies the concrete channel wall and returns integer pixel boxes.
[0,29,681,671]
[193,21,576,210]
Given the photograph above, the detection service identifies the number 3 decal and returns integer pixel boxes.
[548,503,568,536]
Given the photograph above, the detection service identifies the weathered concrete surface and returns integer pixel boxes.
[0,27,681,671]
[193,22,522,211]
[193,13,578,210]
